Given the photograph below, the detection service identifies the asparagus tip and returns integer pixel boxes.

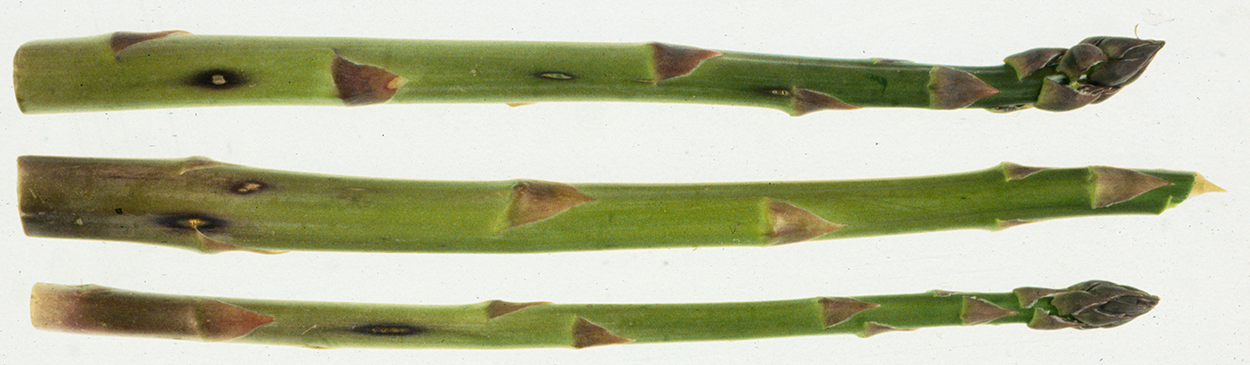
[110,30,190,54]
[1190,173,1226,196]
[1049,280,1159,329]
[819,297,879,327]
[1090,166,1173,208]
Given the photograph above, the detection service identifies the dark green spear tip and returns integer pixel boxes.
[1080,37,1165,88]
[1049,280,1159,329]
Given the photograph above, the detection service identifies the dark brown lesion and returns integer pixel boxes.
[185,69,248,90]
[110,30,190,55]
[332,52,408,106]
[349,323,427,336]
[155,213,228,233]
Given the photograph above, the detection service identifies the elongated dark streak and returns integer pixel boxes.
[350,323,427,336]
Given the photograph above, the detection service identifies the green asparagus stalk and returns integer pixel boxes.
[14,31,1161,114]
[19,155,1220,254]
[31,281,1158,349]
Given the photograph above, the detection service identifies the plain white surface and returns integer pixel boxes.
[1,1,1246,364]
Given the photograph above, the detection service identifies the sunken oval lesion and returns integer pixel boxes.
[229,180,269,195]
[534,71,577,81]
[185,69,248,90]
[349,323,427,336]
[154,213,228,232]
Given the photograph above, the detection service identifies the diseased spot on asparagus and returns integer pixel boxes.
[1090,166,1173,208]
[1026,308,1082,330]
[156,213,227,232]
[927,66,1000,109]
[507,181,595,228]
[30,283,274,341]
[1001,162,1048,181]
[763,88,791,97]
[1013,286,1069,308]
[1002,47,1066,79]
[230,180,268,195]
[648,43,722,82]
[484,300,552,319]
[109,30,190,55]
[350,323,426,336]
[572,317,633,348]
[332,53,408,106]
[535,71,576,81]
[766,200,845,245]
[791,88,861,116]
[186,69,247,90]
[860,322,914,338]
[929,290,959,297]
[961,297,1018,325]
[819,297,879,327]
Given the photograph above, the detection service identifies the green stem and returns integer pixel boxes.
[14,32,1162,114]
[31,281,1158,349]
[19,156,1220,254]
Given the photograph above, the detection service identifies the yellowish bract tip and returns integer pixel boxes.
[1190,173,1226,196]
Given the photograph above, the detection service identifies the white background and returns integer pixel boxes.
[1,1,1245,364]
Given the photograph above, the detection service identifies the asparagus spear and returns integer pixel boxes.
[31,281,1158,349]
[14,31,1161,114]
[19,155,1220,254]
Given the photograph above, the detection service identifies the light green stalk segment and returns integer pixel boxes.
[30,281,1159,349]
[14,32,1162,114]
[18,156,1221,254]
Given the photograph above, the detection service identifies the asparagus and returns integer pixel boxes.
[14,31,1162,114]
[31,281,1158,349]
[19,156,1221,254]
